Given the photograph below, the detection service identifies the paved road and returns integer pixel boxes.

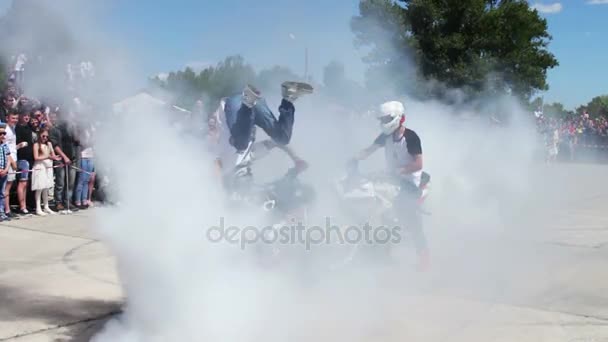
[1,163,608,341]
[0,209,122,342]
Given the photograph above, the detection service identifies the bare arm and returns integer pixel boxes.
[398,130,423,175]
[214,158,222,178]
[54,145,68,162]
[49,128,70,163]
[48,142,58,159]
[33,143,41,161]
[9,154,16,170]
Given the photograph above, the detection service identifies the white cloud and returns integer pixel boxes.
[587,0,608,4]
[531,2,563,14]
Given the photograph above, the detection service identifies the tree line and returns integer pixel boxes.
[148,0,565,112]
[532,96,608,120]
[0,0,606,119]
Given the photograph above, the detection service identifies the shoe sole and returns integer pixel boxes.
[244,84,262,97]
[282,81,314,94]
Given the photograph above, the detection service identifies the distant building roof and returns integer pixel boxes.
[112,92,166,114]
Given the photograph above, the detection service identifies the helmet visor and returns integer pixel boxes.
[378,115,395,124]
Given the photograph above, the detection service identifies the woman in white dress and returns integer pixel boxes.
[32,129,61,215]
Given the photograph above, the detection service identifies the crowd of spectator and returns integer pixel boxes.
[535,109,608,162]
[0,59,98,221]
[536,110,608,139]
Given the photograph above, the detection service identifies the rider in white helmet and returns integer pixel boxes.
[349,100,430,271]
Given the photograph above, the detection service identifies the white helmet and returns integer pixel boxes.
[377,101,405,134]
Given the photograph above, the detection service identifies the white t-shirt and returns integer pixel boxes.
[81,147,94,159]
[553,129,559,145]
[374,128,423,187]
[6,124,17,163]
[80,127,94,158]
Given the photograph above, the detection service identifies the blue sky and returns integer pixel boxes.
[1,0,607,109]
[530,1,608,108]
[95,0,366,88]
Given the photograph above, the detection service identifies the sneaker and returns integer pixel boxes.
[242,84,261,108]
[55,203,65,211]
[18,208,29,215]
[0,214,10,221]
[36,209,47,216]
[281,81,313,102]
[44,207,57,215]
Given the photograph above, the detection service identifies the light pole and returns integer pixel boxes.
[290,33,309,82]
[304,47,308,81]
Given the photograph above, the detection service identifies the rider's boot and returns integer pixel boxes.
[281,81,313,103]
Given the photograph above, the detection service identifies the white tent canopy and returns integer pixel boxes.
[112,92,167,114]
[113,92,192,115]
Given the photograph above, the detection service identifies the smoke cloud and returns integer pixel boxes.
[0,1,566,341]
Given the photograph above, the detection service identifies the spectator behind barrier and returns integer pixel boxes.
[15,111,35,213]
[4,112,18,218]
[0,122,15,221]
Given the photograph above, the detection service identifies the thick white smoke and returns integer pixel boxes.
[90,94,543,342]
[89,86,406,342]
[1,1,562,341]
[91,13,545,342]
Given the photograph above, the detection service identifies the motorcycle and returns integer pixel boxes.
[224,164,316,267]
[329,161,432,269]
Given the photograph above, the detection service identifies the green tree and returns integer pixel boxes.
[543,102,571,119]
[351,0,558,102]
[256,65,300,93]
[529,97,544,111]
[351,0,418,97]
[208,55,257,101]
[323,61,346,90]
[148,56,298,110]
[577,95,608,118]
[322,60,368,109]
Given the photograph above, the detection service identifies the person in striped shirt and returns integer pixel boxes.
[0,123,15,221]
